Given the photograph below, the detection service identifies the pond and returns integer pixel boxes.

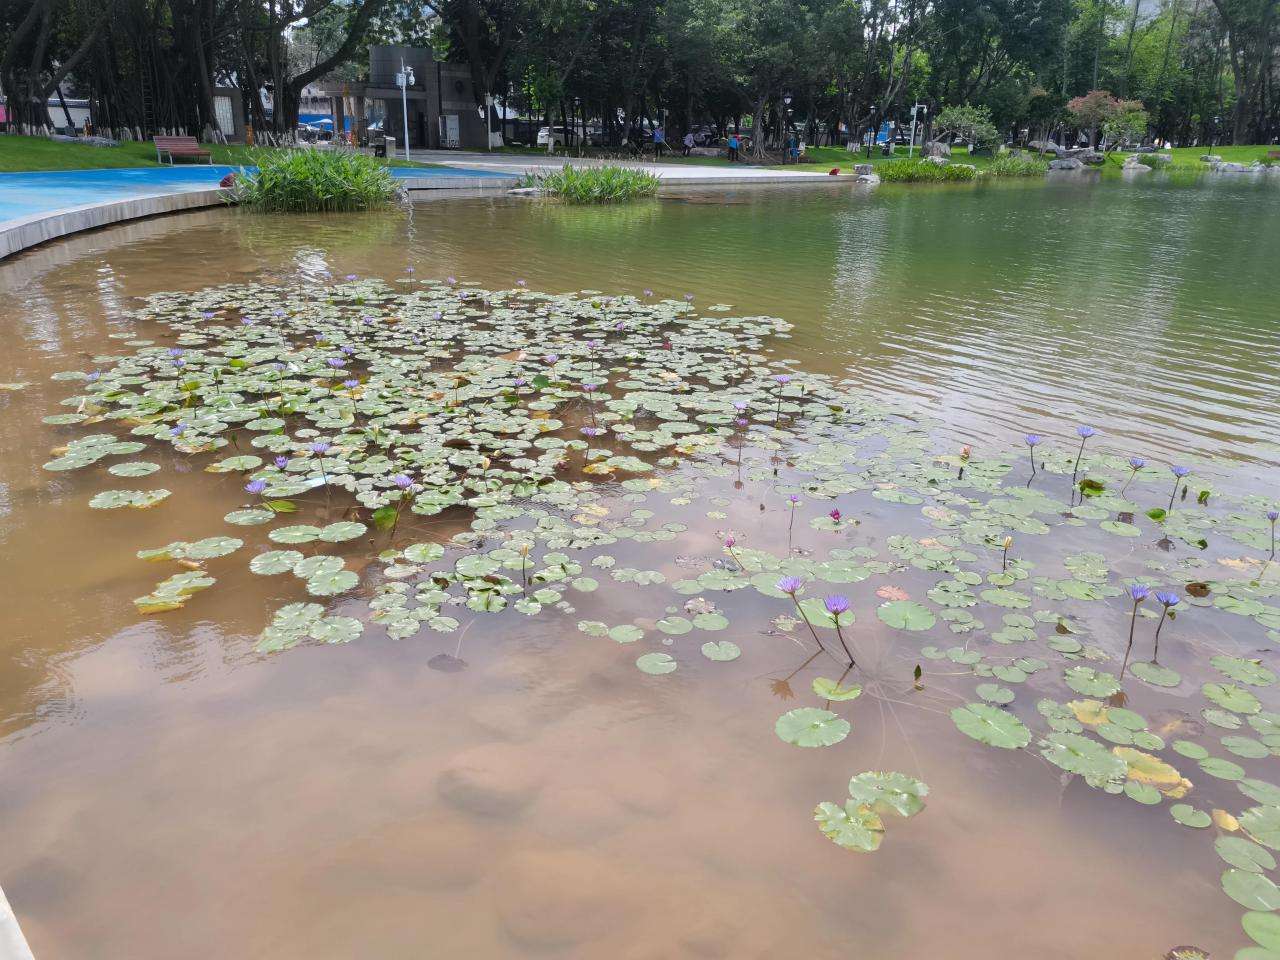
[2,176,1280,959]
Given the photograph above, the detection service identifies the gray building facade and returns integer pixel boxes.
[320,45,488,150]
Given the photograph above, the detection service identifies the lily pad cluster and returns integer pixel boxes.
[39,277,1280,950]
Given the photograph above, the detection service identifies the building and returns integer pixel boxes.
[318,45,489,150]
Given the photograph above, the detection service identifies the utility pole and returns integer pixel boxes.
[397,58,414,162]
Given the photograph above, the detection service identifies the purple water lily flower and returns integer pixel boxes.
[391,474,414,490]
[309,441,332,455]
[327,357,346,369]
[167,348,184,357]
[823,595,850,615]
[1025,434,1043,447]
[776,576,804,595]
[1151,590,1180,661]
[683,293,694,302]
[1129,457,1146,469]
[1269,510,1279,522]
[1155,591,1179,607]
[274,456,289,469]
[1077,425,1096,438]
[1128,584,1150,602]
[245,479,267,495]
[1072,425,1095,477]
[580,426,606,437]
[344,274,357,281]
[643,288,654,297]
[1168,465,1191,510]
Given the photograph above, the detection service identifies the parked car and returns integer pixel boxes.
[536,124,601,148]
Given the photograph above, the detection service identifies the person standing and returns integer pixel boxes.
[653,124,666,156]
[682,131,694,156]
[727,133,739,161]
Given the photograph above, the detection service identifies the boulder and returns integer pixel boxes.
[922,155,949,166]
[1214,161,1250,173]
[1200,154,1223,163]
[854,173,881,184]
[852,163,875,176]
[437,742,545,816]
[1077,150,1106,166]
[1028,140,1063,155]
[922,140,951,158]
[1048,157,1085,171]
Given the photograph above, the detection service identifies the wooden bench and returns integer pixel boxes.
[154,136,212,165]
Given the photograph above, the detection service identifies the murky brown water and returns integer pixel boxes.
[2,183,1278,958]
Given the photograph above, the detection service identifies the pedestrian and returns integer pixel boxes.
[653,125,666,156]
[727,132,739,161]
[682,131,694,156]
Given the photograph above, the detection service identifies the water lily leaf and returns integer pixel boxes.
[846,771,928,818]
[319,521,366,543]
[250,549,304,575]
[609,624,644,644]
[1217,836,1277,874]
[700,640,741,661]
[1204,682,1262,715]
[775,707,850,747]
[812,678,862,701]
[1241,806,1280,849]
[1223,869,1280,910]
[1243,911,1280,950]
[656,616,693,635]
[876,600,936,631]
[1213,656,1277,687]
[269,524,321,544]
[306,568,358,596]
[1200,756,1247,780]
[1041,733,1127,788]
[976,683,1015,705]
[951,702,1030,749]
[1064,666,1122,698]
[814,800,883,852]
[636,652,677,675]
[1170,803,1211,828]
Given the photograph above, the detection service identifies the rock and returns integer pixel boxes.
[922,140,951,158]
[1028,140,1063,155]
[1077,150,1106,165]
[1123,162,1152,174]
[689,146,721,157]
[922,155,948,166]
[1215,161,1250,173]
[507,187,543,196]
[1048,157,1085,171]
[852,163,875,176]
[1200,154,1223,163]
[325,811,490,892]
[495,850,630,947]
[854,173,881,184]
[437,742,545,816]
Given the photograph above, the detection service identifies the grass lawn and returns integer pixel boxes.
[0,134,442,173]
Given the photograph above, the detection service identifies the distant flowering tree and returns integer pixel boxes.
[1066,90,1125,148]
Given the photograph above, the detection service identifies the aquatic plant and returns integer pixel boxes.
[1121,584,1149,676]
[519,164,661,203]
[1073,425,1096,478]
[1269,510,1278,559]
[988,153,1051,177]
[877,159,979,183]
[38,273,1280,930]
[1121,456,1145,495]
[1152,590,1180,661]
[227,149,402,213]
[1168,465,1191,510]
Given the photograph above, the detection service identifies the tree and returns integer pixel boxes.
[933,103,1000,147]
[1066,87,1120,145]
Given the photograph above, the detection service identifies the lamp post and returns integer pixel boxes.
[866,105,877,160]
[782,91,792,154]
[908,102,926,158]
[397,59,414,162]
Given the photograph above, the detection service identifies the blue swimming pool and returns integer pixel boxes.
[0,164,512,224]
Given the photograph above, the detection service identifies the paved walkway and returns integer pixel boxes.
[410,149,847,182]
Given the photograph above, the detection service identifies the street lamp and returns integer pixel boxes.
[397,59,415,162]
[908,102,927,158]
[866,104,877,160]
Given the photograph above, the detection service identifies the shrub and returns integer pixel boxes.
[229,149,402,212]
[521,164,660,203]
[988,153,1049,177]
[1135,153,1170,169]
[933,105,1000,152]
[878,159,978,183]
